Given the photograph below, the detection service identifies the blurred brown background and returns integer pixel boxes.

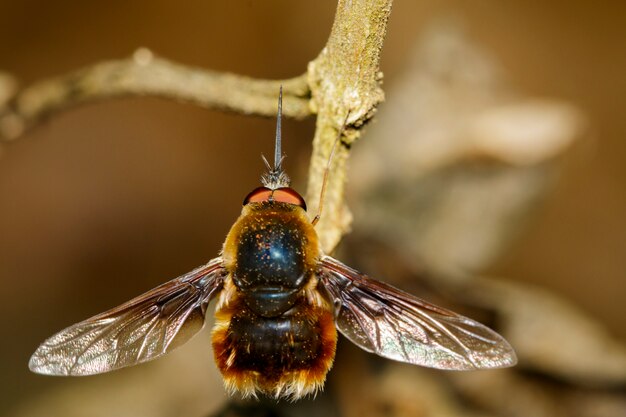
[0,1,624,415]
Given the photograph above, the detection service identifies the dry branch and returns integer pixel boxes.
[0,1,393,255]
[306,0,392,252]
[0,50,311,141]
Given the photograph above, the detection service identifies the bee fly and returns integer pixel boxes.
[29,89,517,399]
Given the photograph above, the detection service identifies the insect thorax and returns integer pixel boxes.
[222,202,320,317]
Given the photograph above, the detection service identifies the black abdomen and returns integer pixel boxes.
[212,298,337,397]
[227,306,322,376]
[233,213,309,316]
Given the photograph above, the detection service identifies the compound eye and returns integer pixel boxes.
[243,187,272,205]
[274,188,307,210]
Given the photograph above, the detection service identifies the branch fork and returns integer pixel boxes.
[0,0,393,253]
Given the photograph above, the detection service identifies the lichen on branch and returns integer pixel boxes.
[306,0,391,252]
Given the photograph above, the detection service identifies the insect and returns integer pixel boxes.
[29,89,517,400]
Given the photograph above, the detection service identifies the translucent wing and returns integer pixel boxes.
[29,257,226,376]
[319,256,517,370]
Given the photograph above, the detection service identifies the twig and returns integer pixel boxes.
[0,50,311,141]
[0,0,393,254]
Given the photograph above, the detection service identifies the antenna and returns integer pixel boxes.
[275,86,283,171]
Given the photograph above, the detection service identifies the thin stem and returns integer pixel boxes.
[0,52,310,141]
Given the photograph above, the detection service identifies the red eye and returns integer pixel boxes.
[273,188,307,210]
[242,187,307,210]
[243,187,272,205]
